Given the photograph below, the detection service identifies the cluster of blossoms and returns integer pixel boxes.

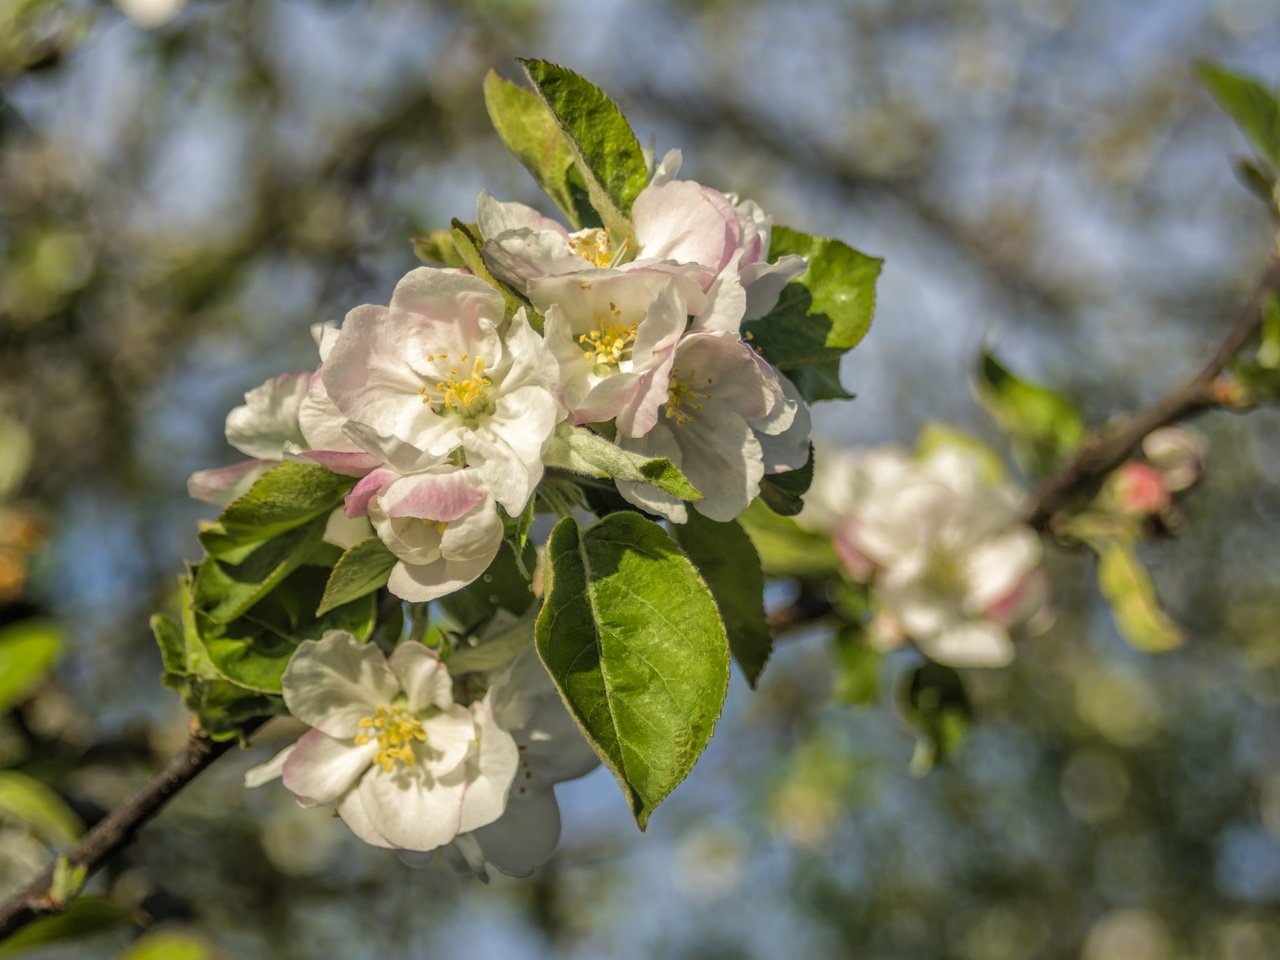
[801,443,1051,668]
[189,150,813,872]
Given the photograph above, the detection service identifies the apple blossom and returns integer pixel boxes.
[320,267,562,514]
[246,630,518,852]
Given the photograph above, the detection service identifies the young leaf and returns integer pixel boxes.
[757,444,814,516]
[316,536,398,616]
[674,513,773,687]
[0,619,62,713]
[536,513,730,828]
[519,59,649,235]
[449,219,530,321]
[201,462,352,551]
[412,227,470,268]
[975,351,1083,478]
[195,518,327,625]
[1198,62,1280,173]
[0,771,83,847]
[0,896,135,957]
[786,358,854,403]
[1094,538,1183,652]
[543,423,702,500]
[483,68,595,229]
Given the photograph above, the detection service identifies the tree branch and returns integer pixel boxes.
[0,722,264,942]
[1025,257,1280,530]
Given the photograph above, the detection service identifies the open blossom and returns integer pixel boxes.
[247,631,518,852]
[617,333,810,522]
[443,644,600,880]
[478,150,804,322]
[803,444,1048,667]
[321,268,562,514]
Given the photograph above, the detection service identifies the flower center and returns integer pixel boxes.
[569,228,615,268]
[355,705,427,772]
[419,355,494,420]
[663,368,714,427]
[578,302,639,368]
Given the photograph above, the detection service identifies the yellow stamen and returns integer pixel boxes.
[430,356,493,417]
[568,228,614,268]
[355,705,427,773]
[664,368,713,427]
[577,315,639,368]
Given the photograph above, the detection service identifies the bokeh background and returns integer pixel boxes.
[3,0,1280,957]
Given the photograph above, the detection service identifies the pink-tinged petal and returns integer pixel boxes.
[336,788,394,848]
[345,468,397,518]
[281,729,378,805]
[297,384,360,455]
[356,764,468,852]
[650,148,683,185]
[693,261,747,334]
[675,333,775,422]
[457,697,519,834]
[187,460,268,507]
[281,631,400,737]
[740,254,807,319]
[244,744,295,788]
[389,267,505,327]
[302,449,379,478]
[753,373,811,474]
[369,500,443,566]
[632,180,738,272]
[379,471,486,521]
[481,231,584,293]
[465,788,562,879]
[385,546,500,604]
[476,192,569,240]
[387,642,453,713]
[225,370,310,461]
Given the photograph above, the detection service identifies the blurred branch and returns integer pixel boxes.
[0,721,265,941]
[1026,256,1280,529]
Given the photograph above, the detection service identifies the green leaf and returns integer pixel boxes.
[195,518,327,624]
[412,227,470,268]
[519,59,648,235]
[747,227,885,378]
[449,219,530,322]
[543,423,702,500]
[833,626,881,706]
[483,69,595,229]
[975,351,1083,478]
[439,540,538,633]
[0,896,134,956]
[674,513,773,687]
[737,499,840,578]
[0,619,62,714]
[1094,538,1183,653]
[785,359,853,403]
[536,513,729,828]
[200,462,351,553]
[316,537,398,616]
[1198,61,1280,172]
[0,771,83,846]
[899,661,971,776]
[757,444,814,516]
[120,930,224,960]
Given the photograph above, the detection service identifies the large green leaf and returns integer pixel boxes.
[1095,538,1183,653]
[536,513,729,828]
[543,423,701,500]
[1198,62,1280,173]
[0,619,62,714]
[743,227,881,380]
[519,59,648,236]
[199,461,351,553]
[0,771,83,847]
[674,514,772,687]
[975,351,1083,478]
[316,536,398,616]
[483,69,595,229]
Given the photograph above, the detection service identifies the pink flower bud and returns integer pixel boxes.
[1110,461,1170,516]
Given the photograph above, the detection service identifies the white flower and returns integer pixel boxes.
[246,631,518,852]
[529,269,693,434]
[320,268,562,514]
[616,333,805,522]
[443,645,600,880]
[805,444,1047,667]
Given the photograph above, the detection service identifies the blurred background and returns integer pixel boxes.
[3,0,1280,957]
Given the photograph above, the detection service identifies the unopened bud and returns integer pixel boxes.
[1108,461,1170,516]
[1141,425,1207,492]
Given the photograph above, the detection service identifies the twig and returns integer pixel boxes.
[0,722,264,941]
[1025,257,1280,530]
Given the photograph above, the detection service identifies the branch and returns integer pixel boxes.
[0,721,264,941]
[1026,257,1280,530]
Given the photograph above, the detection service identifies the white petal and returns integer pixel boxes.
[921,621,1016,668]
[187,460,268,507]
[281,631,400,738]
[963,527,1043,614]
[281,729,378,805]
[244,743,294,788]
[680,413,765,522]
[740,254,807,319]
[385,547,500,603]
[225,370,310,461]
[387,642,453,712]
[457,696,520,833]
[336,788,395,848]
[356,764,467,852]
[465,788,562,879]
